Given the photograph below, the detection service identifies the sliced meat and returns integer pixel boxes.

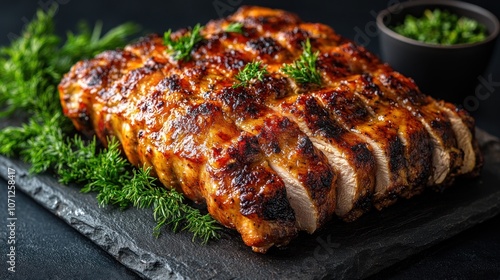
[313,85,408,210]
[373,71,465,186]
[59,6,482,253]
[212,85,337,233]
[347,74,433,198]
[277,94,376,221]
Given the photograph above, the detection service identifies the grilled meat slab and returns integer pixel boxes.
[59,6,482,252]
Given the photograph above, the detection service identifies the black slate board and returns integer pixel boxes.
[1,128,499,280]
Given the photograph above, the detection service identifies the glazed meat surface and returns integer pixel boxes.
[59,6,482,252]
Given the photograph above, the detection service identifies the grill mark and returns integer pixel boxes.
[247,37,283,56]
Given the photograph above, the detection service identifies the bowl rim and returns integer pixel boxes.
[377,0,500,49]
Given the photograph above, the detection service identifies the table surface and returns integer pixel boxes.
[1,1,499,279]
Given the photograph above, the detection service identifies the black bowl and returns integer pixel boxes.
[377,0,499,104]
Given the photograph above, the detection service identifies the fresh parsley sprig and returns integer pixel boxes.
[164,24,204,61]
[393,9,488,45]
[281,38,322,86]
[0,7,220,243]
[233,61,268,88]
[225,22,244,34]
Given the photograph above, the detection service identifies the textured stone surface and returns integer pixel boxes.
[0,128,499,279]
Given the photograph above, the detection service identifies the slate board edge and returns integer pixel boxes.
[0,157,176,280]
[0,128,499,280]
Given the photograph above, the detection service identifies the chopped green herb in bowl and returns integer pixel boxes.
[377,0,499,104]
[392,8,488,45]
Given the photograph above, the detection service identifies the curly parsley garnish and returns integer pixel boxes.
[163,23,204,61]
[393,9,488,45]
[233,61,268,88]
[281,38,322,85]
[225,22,244,34]
[0,7,220,243]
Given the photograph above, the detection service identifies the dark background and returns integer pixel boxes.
[1,0,498,136]
[1,0,499,279]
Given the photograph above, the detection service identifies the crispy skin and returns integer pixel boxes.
[59,6,481,252]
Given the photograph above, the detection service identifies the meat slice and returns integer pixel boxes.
[278,94,376,221]
[315,43,433,197]
[346,74,433,198]
[313,86,408,209]
[441,102,482,177]
[212,85,337,233]
[373,71,467,186]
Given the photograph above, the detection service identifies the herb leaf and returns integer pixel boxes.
[281,38,322,85]
[164,24,204,61]
[225,22,244,34]
[0,7,60,117]
[233,61,268,88]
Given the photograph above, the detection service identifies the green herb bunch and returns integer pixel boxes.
[0,7,220,243]
[164,23,204,61]
[233,61,268,88]
[392,9,488,45]
[225,22,244,34]
[281,38,322,86]
[0,7,140,118]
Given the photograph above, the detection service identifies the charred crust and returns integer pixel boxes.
[247,37,283,56]
[377,73,426,106]
[118,67,155,98]
[158,74,183,92]
[300,95,344,139]
[303,165,334,192]
[408,131,433,187]
[317,52,351,78]
[297,135,315,156]
[137,130,145,139]
[196,49,247,71]
[388,135,406,175]
[228,135,261,164]
[319,89,371,125]
[260,188,295,221]
[218,87,265,119]
[252,76,292,100]
[354,191,372,212]
[340,42,379,66]
[86,66,109,87]
[170,103,222,147]
[351,143,375,167]
[242,12,301,32]
[282,27,311,49]
[238,171,295,222]
[138,90,165,115]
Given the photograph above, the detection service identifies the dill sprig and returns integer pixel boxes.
[233,61,268,88]
[0,7,220,243]
[281,38,322,86]
[163,24,204,61]
[225,22,244,34]
[0,6,140,118]
[0,7,59,117]
[65,137,220,243]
